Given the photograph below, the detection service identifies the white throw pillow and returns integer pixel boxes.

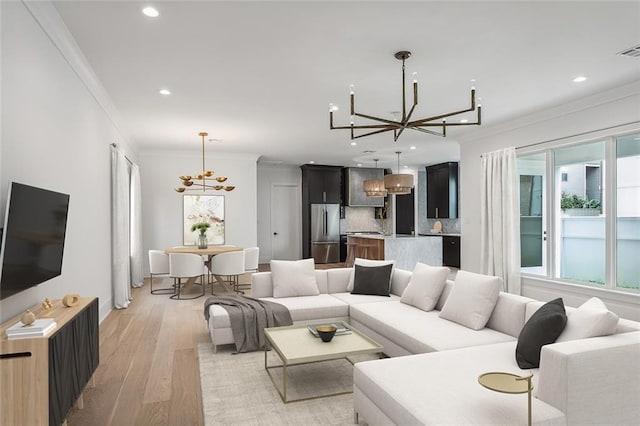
[439,270,502,330]
[346,258,395,292]
[400,263,450,311]
[556,297,619,342]
[271,258,320,298]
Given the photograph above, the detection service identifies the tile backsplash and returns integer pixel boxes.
[421,218,460,234]
[340,206,390,234]
[417,170,460,234]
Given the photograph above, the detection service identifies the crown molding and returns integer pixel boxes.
[457,79,640,144]
[22,0,136,156]
[140,149,260,163]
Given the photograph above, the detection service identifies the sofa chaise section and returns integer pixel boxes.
[353,342,567,426]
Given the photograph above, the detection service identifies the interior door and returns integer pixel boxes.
[271,184,300,260]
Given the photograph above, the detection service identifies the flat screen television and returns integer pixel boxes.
[0,182,70,300]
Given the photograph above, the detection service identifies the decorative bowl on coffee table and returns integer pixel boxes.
[316,325,337,342]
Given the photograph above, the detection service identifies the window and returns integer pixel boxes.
[555,141,606,285]
[518,153,546,276]
[518,132,640,293]
[616,134,640,290]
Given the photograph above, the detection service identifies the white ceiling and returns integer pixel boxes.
[52,1,640,168]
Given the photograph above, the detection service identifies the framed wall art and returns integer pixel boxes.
[183,194,225,245]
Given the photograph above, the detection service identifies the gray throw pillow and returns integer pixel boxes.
[351,264,393,297]
[515,298,567,369]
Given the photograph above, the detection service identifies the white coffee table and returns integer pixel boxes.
[264,321,383,403]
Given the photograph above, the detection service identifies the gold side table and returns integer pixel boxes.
[478,372,533,426]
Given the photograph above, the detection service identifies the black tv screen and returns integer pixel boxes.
[0,182,70,300]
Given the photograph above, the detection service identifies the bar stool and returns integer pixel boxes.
[359,242,378,260]
[345,241,358,267]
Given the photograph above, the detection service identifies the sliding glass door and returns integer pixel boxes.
[518,153,547,275]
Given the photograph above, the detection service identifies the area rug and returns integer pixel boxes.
[197,342,375,425]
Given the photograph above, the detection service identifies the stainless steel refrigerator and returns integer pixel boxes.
[311,203,340,263]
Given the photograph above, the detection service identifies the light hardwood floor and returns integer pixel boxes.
[66,263,347,426]
[67,277,223,426]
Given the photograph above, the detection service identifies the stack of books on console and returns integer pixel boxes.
[6,318,57,340]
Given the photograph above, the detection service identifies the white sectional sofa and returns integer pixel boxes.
[205,265,640,426]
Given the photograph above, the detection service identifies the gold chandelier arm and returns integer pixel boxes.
[394,95,420,141]
[351,126,398,139]
[394,126,407,142]
[332,123,398,130]
[412,105,482,127]
[410,126,446,137]
[408,89,477,126]
[354,112,402,127]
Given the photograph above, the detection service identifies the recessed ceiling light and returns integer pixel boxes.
[142,6,159,17]
[410,146,416,150]
[309,161,315,164]
[460,119,468,123]
[159,89,171,95]
[357,163,362,167]
[403,165,409,169]
[350,142,357,146]
[573,76,587,83]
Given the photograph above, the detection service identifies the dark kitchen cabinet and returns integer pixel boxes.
[426,162,458,218]
[395,188,415,235]
[302,165,342,204]
[442,235,461,268]
[301,164,343,258]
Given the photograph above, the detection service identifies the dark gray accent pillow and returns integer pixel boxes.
[351,264,393,297]
[516,298,567,369]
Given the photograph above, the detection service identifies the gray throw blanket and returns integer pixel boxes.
[204,294,292,353]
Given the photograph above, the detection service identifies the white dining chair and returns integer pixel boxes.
[209,250,246,294]
[243,247,259,273]
[148,250,174,294]
[169,253,205,300]
[239,247,259,293]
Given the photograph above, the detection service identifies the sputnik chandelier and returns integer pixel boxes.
[174,132,235,193]
[329,51,481,141]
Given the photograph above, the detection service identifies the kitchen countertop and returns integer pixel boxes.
[418,233,461,237]
[348,233,443,240]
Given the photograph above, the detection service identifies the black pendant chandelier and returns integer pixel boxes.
[329,51,482,141]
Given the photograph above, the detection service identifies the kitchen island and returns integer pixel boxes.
[347,234,442,271]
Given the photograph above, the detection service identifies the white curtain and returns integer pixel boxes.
[111,147,131,308]
[130,164,143,288]
[480,147,521,294]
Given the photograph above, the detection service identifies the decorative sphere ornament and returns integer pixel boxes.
[21,310,36,325]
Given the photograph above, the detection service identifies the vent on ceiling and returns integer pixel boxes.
[618,44,640,58]
[362,150,376,154]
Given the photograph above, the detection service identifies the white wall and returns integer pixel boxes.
[458,80,640,320]
[0,2,135,323]
[256,163,301,263]
[139,151,259,276]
